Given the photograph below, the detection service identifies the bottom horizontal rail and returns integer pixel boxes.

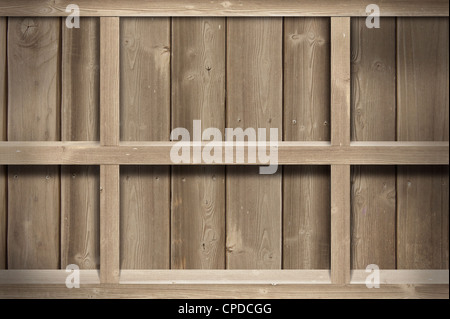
[0,283,448,299]
[119,270,331,284]
[0,269,448,285]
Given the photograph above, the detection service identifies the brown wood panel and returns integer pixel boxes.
[397,18,449,142]
[120,18,171,269]
[397,18,449,269]
[61,17,100,270]
[397,166,449,269]
[283,18,330,269]
[226,18,282,269]
[171,18,225,269]
[350,18,396,269]
[0,17,6,269]
[7,18,60,269]
[284,18,330,142]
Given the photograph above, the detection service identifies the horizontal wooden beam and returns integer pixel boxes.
[0,283,448,299]
[0,269,447,285]
[0,141,448,165]
[119,270,331,285]
[0,0,448,17]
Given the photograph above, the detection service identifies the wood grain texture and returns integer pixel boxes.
[171,18,225,269]
[226,18,282,269]
[120,18,170,269]
[100,165,119,283]
[7,18,60,269]
[397,166,449,269]
[0,0,448,17]
[100,17,119,146]
[283,166,330,269]
[331,165,351,284]
[284,18,330,142]
[397,18,449,142]
[1,284,448,299]
[331,17,350,147]
[397,18,449,269]
[0,17,6,269]
[99,17,120,283]
[330,18,351,284]
[350,18,396,269]
[61,17,100,270]
[283,18,330,269]
[120,166,170,269]
[0,141,448,165]
[120,18,170,142]
[120,269,330,284]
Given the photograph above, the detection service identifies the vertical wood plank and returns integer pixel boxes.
[284,18,330,142]
[331,165,351,283]
[283,18,330,269]
[330,17,350,283]
[100,165,120,282]
[120,18,170,269]
[61,17,100,269]
[100,17,120,147]
[7,18,61,269]
[171,18,226,269]
[397,18,449,142]
[397,166,449,269]
[350,18,396,269]
[397,18,449,269]
[0,17,6,269]
[331,17,351,147]
[226,18,282,269]
[100,17,120,283]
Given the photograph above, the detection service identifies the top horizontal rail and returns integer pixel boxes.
[0,0,448,17]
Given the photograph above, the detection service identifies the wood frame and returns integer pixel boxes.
[0,0,448,17]
[0,0,449,298]
[0,142,447,165]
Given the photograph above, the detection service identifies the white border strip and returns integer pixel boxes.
[119,270,331,285]
[0,270,100,285]
[351,270,449,284]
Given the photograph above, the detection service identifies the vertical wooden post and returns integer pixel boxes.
[100,17,120,284]
[330,17,351,284]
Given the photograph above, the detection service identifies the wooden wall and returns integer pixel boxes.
[351,17,449,269]
[0,17,447,270]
